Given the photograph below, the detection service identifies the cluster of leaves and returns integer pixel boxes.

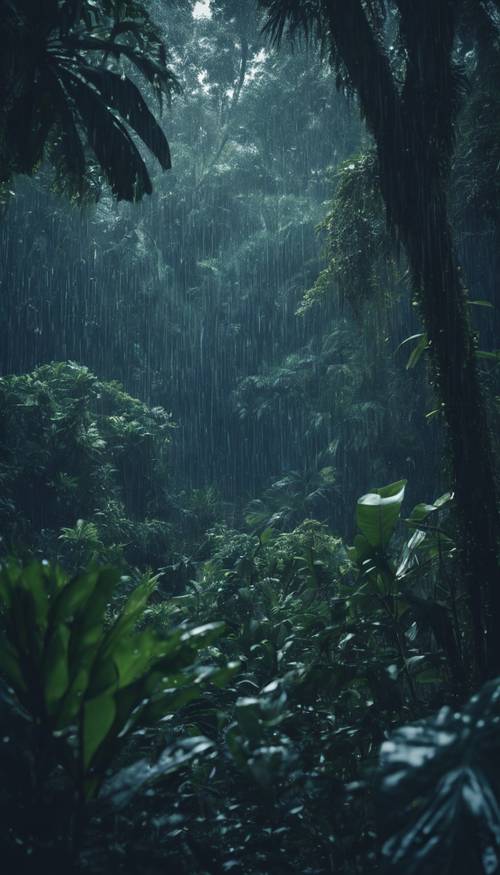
[0,361,176,571]
[0,0,178,201]
[1,478,499,874]
[0,558,235,871]
[299,153,398,316]
[379,677,500,875]
[234,320,435,532]
[122,479,469,874]
[244,464,339,531]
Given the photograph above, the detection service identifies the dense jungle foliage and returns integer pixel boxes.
[0,1,499,873]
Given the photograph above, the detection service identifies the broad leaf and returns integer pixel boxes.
[357,480,407,548]
[379,679,500,875]
[44,624,71,708]
[102,737,215,808]
[83,692,117,769]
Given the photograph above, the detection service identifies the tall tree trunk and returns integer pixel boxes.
[403,193,499,678]
[325,0,500,677]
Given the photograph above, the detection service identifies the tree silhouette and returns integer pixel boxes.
[0,0,179,200]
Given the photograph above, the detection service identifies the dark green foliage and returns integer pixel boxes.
[0,1,499,872]
[0,0,178,200]
[379,679,500,875]
[300,153,398,314]
[0,362,175,570]
[235,320,435,532]
[0,480,497,873]
[0,558,234,869]
[123,482,464,872]
[244,466,339,531]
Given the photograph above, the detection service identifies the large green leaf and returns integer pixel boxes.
[0,560,233,804]
[0,633,26,694]
[50,568,101,627]
[7,584,45,669]
[102,737,215,808]
[44,624,71,709]
[44,66,87,193]
[356,480,407,548]
[66,37,179,96]
[85,655,119,700]
[19,562,52,631]
[65,568,118,662]
[0,562,20,610]
[405,491,453,528]
[351,532,374,565]
[99,574,158,662]
[54,569,119,725]
[108,629,158,689]
[83,692,117,769]
[54,667,91,729]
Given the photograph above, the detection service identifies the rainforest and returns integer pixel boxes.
[0,1,499,873]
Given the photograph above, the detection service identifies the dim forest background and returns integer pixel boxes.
[0,1,499,873]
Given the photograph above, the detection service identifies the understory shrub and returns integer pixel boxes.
[0,362,175,570]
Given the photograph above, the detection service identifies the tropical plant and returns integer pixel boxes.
[0,0,178,200]
[0,478,485,873]
[0,362,175,570]
[245,465,339,532]
[379,677,500,875]
[349,480,464,690]
[0,558,234,868]
[150,481,464,872]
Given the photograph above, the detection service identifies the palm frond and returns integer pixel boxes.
[79,66,171,169]
[1,1,178,199]
[259,0,325,46]
[45,68,87,194]
[58,68,152,200]
[65,36,180,99]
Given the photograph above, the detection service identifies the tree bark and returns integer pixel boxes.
[404,194,499,678]
[324,0,500,677]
